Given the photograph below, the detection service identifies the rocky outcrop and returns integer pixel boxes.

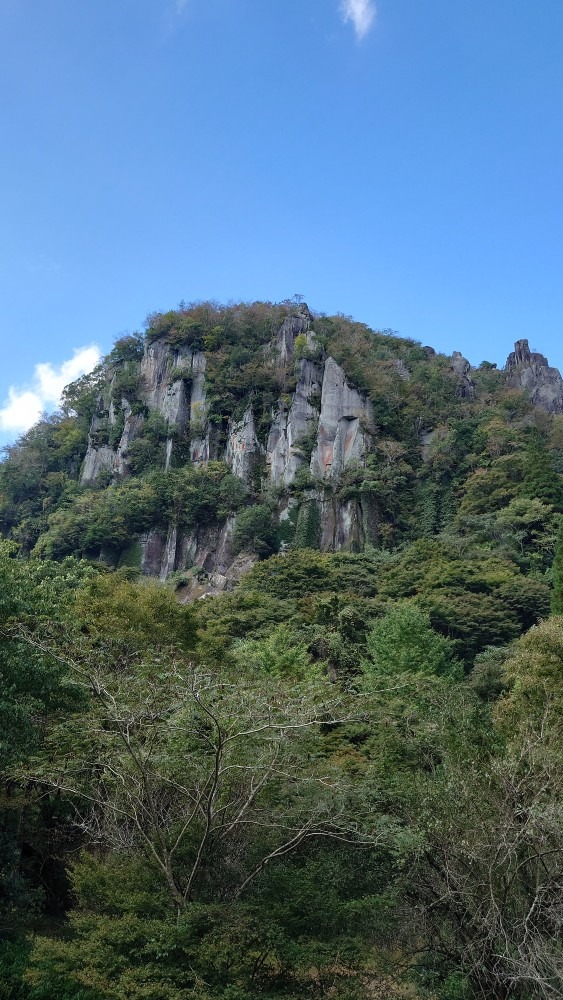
[318,496,367,551]
[80,306,380,580]
[81,395,144,484]
[139,515,244,597]
[267,358,323,486]
[392,359,410,380]
[142,340,189,420]
[505,339,563,414]
[310,358,375,480]
[80,443,116,484]
[81,344,211,483]
[273,304,312,364]
[450,352,475,399]
[226,407,264,482]
[189,352,210,464]
[420,428,436,462]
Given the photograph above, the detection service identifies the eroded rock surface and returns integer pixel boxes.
[273,305,312,364]
[505,339,563,414]
[450,352,475,399]
[80,308,380,579]
[267,358,323,486]
[310,358,375,480]
[226,407,264,483]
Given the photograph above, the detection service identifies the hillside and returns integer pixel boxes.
[2,301,563,585]
[1,300,563,1000]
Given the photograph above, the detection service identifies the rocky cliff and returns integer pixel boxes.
[74,315,563,590]
[79,306,378,588]
[3,302,563,597]
[505,339,563,414]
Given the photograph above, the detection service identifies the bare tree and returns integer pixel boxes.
[402,710,563,999]
[23,642,379,915]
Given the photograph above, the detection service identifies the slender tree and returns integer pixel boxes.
[551,514,563,614]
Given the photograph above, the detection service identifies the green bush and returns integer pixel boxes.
[232,505,276,556]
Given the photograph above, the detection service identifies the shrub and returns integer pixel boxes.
[232,505,276,556]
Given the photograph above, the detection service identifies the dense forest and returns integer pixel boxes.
[0,300,562,999]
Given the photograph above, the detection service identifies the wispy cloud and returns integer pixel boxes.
[340,0,376,39]
[176,0,188,13]
[0,346,101,437]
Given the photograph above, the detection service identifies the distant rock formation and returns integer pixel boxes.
[75,311,563,588]
[505,339,563,414]
[450,352,475,399]
[78,306,378,582]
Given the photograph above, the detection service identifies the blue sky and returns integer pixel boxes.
[2,0,563,442]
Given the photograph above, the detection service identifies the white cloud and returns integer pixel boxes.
[176,0,188,13]
[339,0,376,39]
[0,346,101,436]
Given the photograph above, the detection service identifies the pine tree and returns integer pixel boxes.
[551,514,563,614]
[522,431,563,509]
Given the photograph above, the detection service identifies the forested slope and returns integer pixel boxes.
[1,300,562,999]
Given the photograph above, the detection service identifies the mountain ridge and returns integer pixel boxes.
[1,299,562,598]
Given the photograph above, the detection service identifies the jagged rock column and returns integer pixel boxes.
[505,339,563,413]
[310,357,375,480]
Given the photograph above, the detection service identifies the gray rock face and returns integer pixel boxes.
[141,341,191,418]
[80,443,116,484]
[225,407,264,483]
[139,516,237,587]
[310,358,375,480]
[319,497,363,551]
[505,339,563,414]
[273,305,312,364]
[80,394,144,484]
[450,352,475,399]
[392,359,410,380]
[189,352,210,464]
[82,307,378,579]
[420,428,436,462]
[115,400,145,475]
[139,528,168,577]
[141,342,192,470]
[267,358,323,486]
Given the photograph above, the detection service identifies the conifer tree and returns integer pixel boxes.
[551,514,563,614]
[522,431,563,509]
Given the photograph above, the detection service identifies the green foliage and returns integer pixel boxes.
[551,515,563,614]
[233,624,314,679]
[468,645,511,702]
[363,604,462,684]
[521,429,563,508]
[194,589,298,665]
[111,365,143,403]
[0,543,93,930]
[125,411,169,473]
[293,420,319,462]
[292,332,309,360]
[60,366,106,425]
[495,616,563,736]
[4,299,563,1000]
[293,498,321,549]
[241,548,383,599]
[0,415,90,551]
[168,364,193,387]
[0,938,31,1000]
[72,571,196,657]
[374,539,543,663]
[232,504,276,556]
[0,543,90,769]
[33,464,245,560]
[105,333,145,364]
